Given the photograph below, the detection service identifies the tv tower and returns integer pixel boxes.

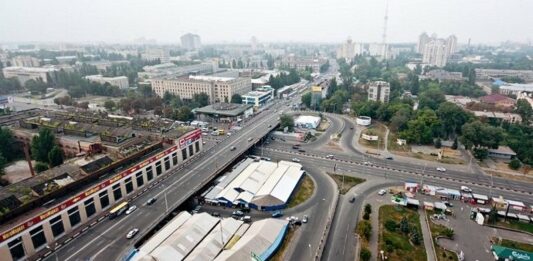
[381,0,390,58]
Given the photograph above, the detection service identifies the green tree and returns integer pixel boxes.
[25,78,48,95]
[508,159,521,170]
[384,220,397,232]
[515,99,532,124]
[280,114,294,132]
[418,87,446,110]
[175,106,194,121]
[68,85,86,98]
[400,109,442,144]
[473,148,489,161]
[434,138,442,148]
[360,248,371,261]
[104,100,116,111]
[192,93,210,107]
[437,102,472,138]
[31,128,56,162]
[0,127,17,161]
[364,203,372,215]
[452,137,458,150]
[442,228,455,239]
[231,94,242,104]
[488,206,499,224]
[400,216,410,235]
[460,121,504,151]
[301,92,312,108]
[48,146,64,167]
[0,153,7,176]
[411,229,421,245]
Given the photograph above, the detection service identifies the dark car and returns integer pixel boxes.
[350,127,354,130]
[349,196,356,203]
[146,197,157,205]
[292,145,300,149]
[240,207,251,213]
[232,210,244,217]
[298,149,306,153]
[385,156,394,160]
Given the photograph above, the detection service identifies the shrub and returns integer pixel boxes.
[360,247,371,261]
[384,220,397,232]
[34,162,49,173]
[363,212,370,220]
[508,159,521,170]
[364,203,372,215]
[434,138,442,148]
[442,228,455,239]
[358,220,372,240]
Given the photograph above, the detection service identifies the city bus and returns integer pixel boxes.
[108,202,130,220]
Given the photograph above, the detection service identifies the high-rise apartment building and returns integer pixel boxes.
[367,81,390,103]
[180,33,202,50]
[420,33,458,67]
[151,75,251,103]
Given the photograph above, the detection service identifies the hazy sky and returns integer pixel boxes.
[1,0,532,45]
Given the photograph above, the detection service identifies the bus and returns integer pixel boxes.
[108,202,130,220]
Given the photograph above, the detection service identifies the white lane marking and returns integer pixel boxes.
[63,107,283,260]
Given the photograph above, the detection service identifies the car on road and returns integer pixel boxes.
[232,210,244,217]
[230,146,236,151]
[211,212,220,217]
[378,189,387,196]
[192,205,201,214]
[126,228,139,239]
[247,137,253,142]
[350,127,354,130]
[363,161,371,165]
[436,167,447,172]
[298,149,306,153]
[385,156,394,160]
[261,157,271,161]
[292,145,300,149]
[146,198,157,205]
[125,205,137,215]
[326,155,334,159]
[460,186,472,193]
[241,216,252,223]
[302,215,308,223]
[349,196,356,203]
[272,210,283,218]
[268,124,272,128]
[292,158,301,163]
[443,201,454,207]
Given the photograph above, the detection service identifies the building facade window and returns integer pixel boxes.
[8,237,25,261]
[125,177,133,194]
[99,191,110,209]
[50,215,64,238]
[29,225,47,250]
[188,144,194,157]
[112,184,122,201]
[172,152,178,165]
[182,148,187,160]
[155,162,162,175]
[146,166,153,181]
[84,198,96,218]
[67,206,81,228]
[135,171,144,187]
[195,141,200,153]
[164,157,170,170]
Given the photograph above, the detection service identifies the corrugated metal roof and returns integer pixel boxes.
[136,212,192,258]
[186,218,243,261]
[214,219,289,261]
[269,167,304,203]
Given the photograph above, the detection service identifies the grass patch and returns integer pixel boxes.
[388,132,410,153]
[496,220,533,234]
[359,123,387,150]
[327,173,365,194]
[426,211,458,261]
[492,237,533,252]
[378,205,427,261]
[270,227,297,261]
[287,175,315,208]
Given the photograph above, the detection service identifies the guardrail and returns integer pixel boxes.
[314,178,340,260]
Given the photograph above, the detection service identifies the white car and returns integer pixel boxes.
[126,228,139,239]
[363,161,371,165]
[378,189,387,196]
[125,205,137,215]
[461,186,472,193]
[292,158,301,163]
[436,167,447,172]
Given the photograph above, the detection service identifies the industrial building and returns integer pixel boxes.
[294,115,321,129]
[85,75,129,89]
[2,66,59,86]
[203,159,304,211]
[132,212,288,261]
[0,111,204,261]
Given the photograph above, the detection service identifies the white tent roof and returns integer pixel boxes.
[506,199,526,207]
[269,167,304,203]
[185,218,243,261]
[472,193,488,200]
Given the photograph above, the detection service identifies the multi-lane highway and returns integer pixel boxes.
[41,101,291,261]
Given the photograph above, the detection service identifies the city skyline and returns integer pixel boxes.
[1,0,533,45]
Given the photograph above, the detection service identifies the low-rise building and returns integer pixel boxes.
[367,81,390,103]
[10,56,41,67]
[422,69,465,82]
[488,146,517,160]
[138,62,217,80]
[194,103,254,123]
[475,69,533,82]
[2,66,59,86]
[241,90,272,108]
[499,83,533,96]
[84,75,129,89]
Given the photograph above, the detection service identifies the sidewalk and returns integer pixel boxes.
[419,209,437,261]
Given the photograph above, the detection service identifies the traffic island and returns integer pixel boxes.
[287,174,315,208]
[327,173,365,194]
[426,211,458,261]
[378,205,427,261]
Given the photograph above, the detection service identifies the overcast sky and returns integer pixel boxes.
[1,0,532,45]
